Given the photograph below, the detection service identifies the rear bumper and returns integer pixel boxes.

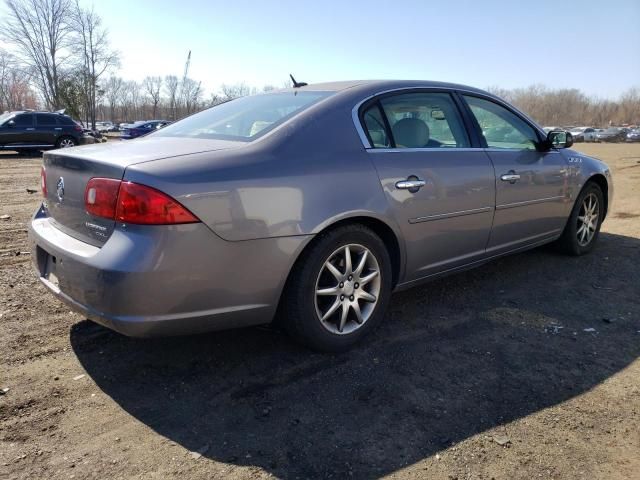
[28,205,310,337]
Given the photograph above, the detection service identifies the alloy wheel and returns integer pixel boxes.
[577,192,599,247]
[314,244,381,335]
[59,138,75,148]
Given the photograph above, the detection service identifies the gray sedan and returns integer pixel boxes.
[29,80,613,351]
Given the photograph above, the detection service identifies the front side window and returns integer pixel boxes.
[12,114,33,127]
[463,95,539,150]
[59,116,77,126]
[361,92,470,149]
[154,91,332,141]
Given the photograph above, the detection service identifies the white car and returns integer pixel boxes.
[569,127,597,143]
[94,122,114,133]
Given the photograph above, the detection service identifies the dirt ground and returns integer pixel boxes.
[1,143,639,480]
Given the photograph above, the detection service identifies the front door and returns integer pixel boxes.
[360,90,495,283]
[461,95,570,254]
[2,113,36,147]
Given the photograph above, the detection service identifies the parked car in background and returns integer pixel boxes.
[121,120,171,139]
[626,129,640,142]
[29,80,613,351]
[543,126,563,133]
[596,127,627,142]
[569,127,597,142]
[94,121,115,133]
[0,110,94,153]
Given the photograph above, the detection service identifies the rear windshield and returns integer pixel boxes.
[153,91,332,141]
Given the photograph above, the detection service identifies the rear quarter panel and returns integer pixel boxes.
[123,92,402,242]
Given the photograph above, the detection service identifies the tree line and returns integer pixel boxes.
[1,0,638,129]
[488,85,640,127]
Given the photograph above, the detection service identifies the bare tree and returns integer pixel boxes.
[3,0,73,109]
[164,75,179,120]
[104,76,123,122]
[181,77,202,115]
[142,76,162,118]
[72,1,119,128]
[488,84,640,126]
[220,82,252,101]
[0,49,38,110]
[120,80,140,121]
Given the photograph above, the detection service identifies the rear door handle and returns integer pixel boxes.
[500,171,520,183]
[396,178,426,190]
[26,128,35,131]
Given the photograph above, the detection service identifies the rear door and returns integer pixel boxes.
[359,90,495,282]
[35,113,59,146]
[460,94,569,254]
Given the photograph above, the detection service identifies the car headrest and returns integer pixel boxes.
[392,118,430,148]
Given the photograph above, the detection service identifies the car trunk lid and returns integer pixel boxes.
[42,137,243,246]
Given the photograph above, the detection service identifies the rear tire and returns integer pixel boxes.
[280,224,392,352]
[56,136,77,149]
[555,182,604,256]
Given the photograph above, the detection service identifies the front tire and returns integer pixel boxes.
[556,182,604,256]
[280,224,392,352]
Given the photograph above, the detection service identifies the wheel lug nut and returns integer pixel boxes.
[354,283,359,289]
[348,275,352,281]
[340,295,344,300]
[349,295,354,301]
[339,282,344,288]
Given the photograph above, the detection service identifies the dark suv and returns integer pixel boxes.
[0,111,92,153]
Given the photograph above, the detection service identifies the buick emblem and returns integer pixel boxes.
[56,177,65,202]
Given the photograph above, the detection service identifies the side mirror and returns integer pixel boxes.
[547,130,573,149]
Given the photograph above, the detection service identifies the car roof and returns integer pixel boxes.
[8,110,72,117]
[278,79,488,95]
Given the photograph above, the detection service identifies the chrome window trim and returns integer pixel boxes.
[366,147,562,154]
[485,148,562,154]
[352,86,548,150]
[367,147,484,153]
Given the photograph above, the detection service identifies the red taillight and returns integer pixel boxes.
[41,166,47,198]
[74,125,83,132]
[85,178,121,219]
[116,182,199,225]
[84,178,199,225]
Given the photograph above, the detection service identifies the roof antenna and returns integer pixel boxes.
[289,74,307,88]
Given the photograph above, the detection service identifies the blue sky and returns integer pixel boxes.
[3,0,640,98]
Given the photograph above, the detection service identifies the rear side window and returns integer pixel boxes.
[58,116,77,126]
[154,91,332,141]
[463,95,539,150]
[361,92,470,148]
[362,104,390,148]
[12,114,33,127]
[36,114,58,126]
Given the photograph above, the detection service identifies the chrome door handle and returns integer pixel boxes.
[26,128,35,131]
[396,179,426,190]
[54,128,62,130]
[500,171,520,183]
